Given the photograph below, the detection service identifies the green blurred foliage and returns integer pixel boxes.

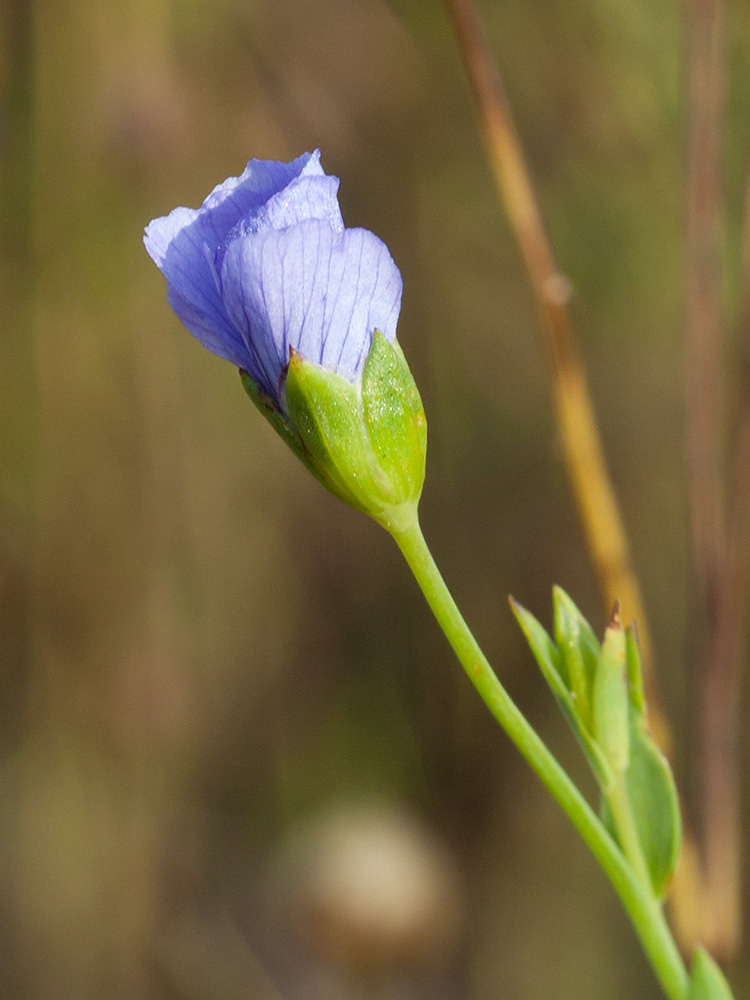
[0,0,748,997]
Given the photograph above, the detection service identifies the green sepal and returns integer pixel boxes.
[592,612,630,775]
[510,597,614,791]
[601,703,682,898]
[240,368,307,464]
[362,332,426,508]
[267,334,426,532]
[687,948,734,1000]
[284,352,391,514]
[241,367,363,511]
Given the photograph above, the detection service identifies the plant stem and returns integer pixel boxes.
[391,517,691,1000]
[684,0,740,958]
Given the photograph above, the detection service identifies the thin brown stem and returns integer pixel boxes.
[442,0,665,730]
[684,0,740,961]
[685,0,726,598]
[694,168,750,959]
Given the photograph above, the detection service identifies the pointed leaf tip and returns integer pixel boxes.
[511,592,615,791]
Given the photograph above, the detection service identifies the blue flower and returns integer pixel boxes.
[144,150,403,411]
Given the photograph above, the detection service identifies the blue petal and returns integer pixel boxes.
[145,206,246,365]
[220,220,403,404]
[143,151,324,365]
[242,175,344,238]
[166,284,249,370]
[201,151,324,240]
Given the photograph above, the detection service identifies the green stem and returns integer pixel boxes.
[391,517,689,1000]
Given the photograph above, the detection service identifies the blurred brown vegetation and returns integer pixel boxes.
[0,0,749,997]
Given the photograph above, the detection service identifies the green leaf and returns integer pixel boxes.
[605,706,682,898]
[625,623,646,716]
[510,597,562,681]
[511,597,614,791]
[687,948,734,1000]
[552,587,600,727]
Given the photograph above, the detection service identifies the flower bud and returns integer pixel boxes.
[281,332,426,532]
[592,604,630,775]
[144,150,424,530]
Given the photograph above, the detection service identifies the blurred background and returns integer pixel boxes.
[1,0,749,996]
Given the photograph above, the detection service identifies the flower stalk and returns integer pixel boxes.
[390,517,690,1000]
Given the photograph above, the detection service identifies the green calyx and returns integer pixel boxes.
[241,332,426,533]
